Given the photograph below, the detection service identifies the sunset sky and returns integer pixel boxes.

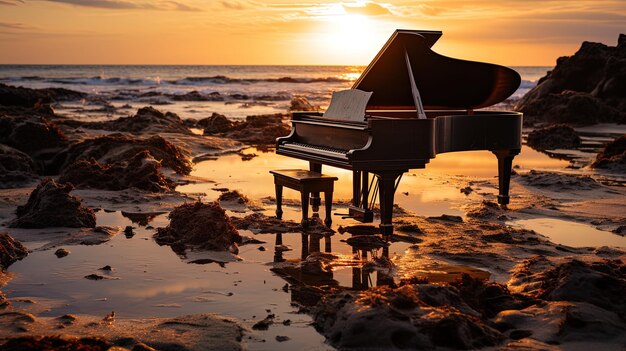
[0,0,623,66]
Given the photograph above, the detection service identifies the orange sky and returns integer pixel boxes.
[0,0,624,66]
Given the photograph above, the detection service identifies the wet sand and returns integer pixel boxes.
[0,102,625,350]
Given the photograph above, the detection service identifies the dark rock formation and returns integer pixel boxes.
[0,144,39,188]
[0,335,111,351]
[509,257,626,319]
[526,124,581,150]
[515,34,626,125]
[10,178,96,228]
[59,150,175,192]
[155,201,241,252]
[0,232,28,270]
[59,134,192,175]
[220,114,290,145]
[62,106,192,135]
[217,190,248,204]
[591,135,626,172]
[0,83,86,107]
[170,90,224,101]
[289,96,317,111]
[199,113,233,135]
[0,107,68,157]
[313,283,505,350]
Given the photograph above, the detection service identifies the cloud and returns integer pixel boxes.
[0,0,23,5]
[343,2,392,16]
[0,21,32,30]
[43,0,201,11]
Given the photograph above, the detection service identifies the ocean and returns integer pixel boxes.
[0,65,550,119]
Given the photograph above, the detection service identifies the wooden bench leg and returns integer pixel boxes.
[275,184,283,219]
[301,190,309,228]
[324,190,333,227]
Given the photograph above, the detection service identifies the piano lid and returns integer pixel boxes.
[352,30,521,111]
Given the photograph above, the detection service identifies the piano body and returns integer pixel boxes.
[276,29,522,235]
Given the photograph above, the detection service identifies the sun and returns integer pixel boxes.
[310,7,392,64]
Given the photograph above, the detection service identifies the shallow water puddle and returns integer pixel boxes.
[509,218,626,248]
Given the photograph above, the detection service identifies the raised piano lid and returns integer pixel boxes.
[352,29,521,111]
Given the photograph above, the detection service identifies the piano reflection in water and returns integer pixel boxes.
[276,29,522,235]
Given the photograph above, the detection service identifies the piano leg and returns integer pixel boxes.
[376,171,404,236]
[309,162,322,212]
[492,149,520,206]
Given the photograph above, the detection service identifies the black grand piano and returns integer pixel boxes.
[276,29,522,235]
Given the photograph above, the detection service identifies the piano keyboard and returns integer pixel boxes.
[281,142,349,159]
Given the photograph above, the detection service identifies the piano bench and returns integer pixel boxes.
[270,169,338,228]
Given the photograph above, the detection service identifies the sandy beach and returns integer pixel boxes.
[1,36,625,351]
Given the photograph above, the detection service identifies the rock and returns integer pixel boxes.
[85,274,104,280]
[219,114,291,145]
[170,90,224,101]
[59,150,175,192]
[428,214,463,222]
[54,248,69,258]
[10,178,96,228]
[289,96,317,111]
[275,335,290,342]
[59,134,192,175]
[198,113,233,135]
[217,190,248,204]
[508,257,626,318]
[591,135,626,172]
[466,201,505,220]
[0,106,68,157]
[155,201,241,252]
[252,314,274,330]
[66,106,192,135]
[515,34,626,125]
[0,144,39,188]
[124,226,134,238]
[99,265,112,271]
[0,83,86,107]
[0,232,28,270]
[312,284,504,350]
[0,335,111,351]
[526,124,581,150]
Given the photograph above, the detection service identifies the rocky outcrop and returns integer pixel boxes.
[289,96,317,111]
[313,282,506,350]
[0,232,28,270]
[198,113,233,135]
[526,124,581,150]
[0,144,39,188]
[515,34,626,125]
[155,201,241,253]
[591,135,626,172]
[59,150,175,192]
[64,106,192,134]
[0,83,86,107]
[0,107,68,157]
[220,114,290,145]
[59,134,192,175]
[9,178,96,228]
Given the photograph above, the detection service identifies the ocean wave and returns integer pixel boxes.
[519,79,537,89]
[2,75,350,86]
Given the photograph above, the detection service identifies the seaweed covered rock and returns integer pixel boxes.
[0,83,86,107]
[508,257,626,319]
[515,34,626,125]
[591,135,626,172]
[518,170,600,191]
[526,124,581,150]
[220,114,290,145]
[289,96,317,111]
[313,284,505,350]
[0,232,28,270]
[198,113,233,134]
[66,106,192,134]
[0,335,112,351]
[155,201,241,252]
[0,107,68,157]
[9,178,96,228]
[59,150,175,192]
[0,144,39,188]
[59,134,192,175]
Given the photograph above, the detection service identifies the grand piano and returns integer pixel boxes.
[276,29,522,235]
